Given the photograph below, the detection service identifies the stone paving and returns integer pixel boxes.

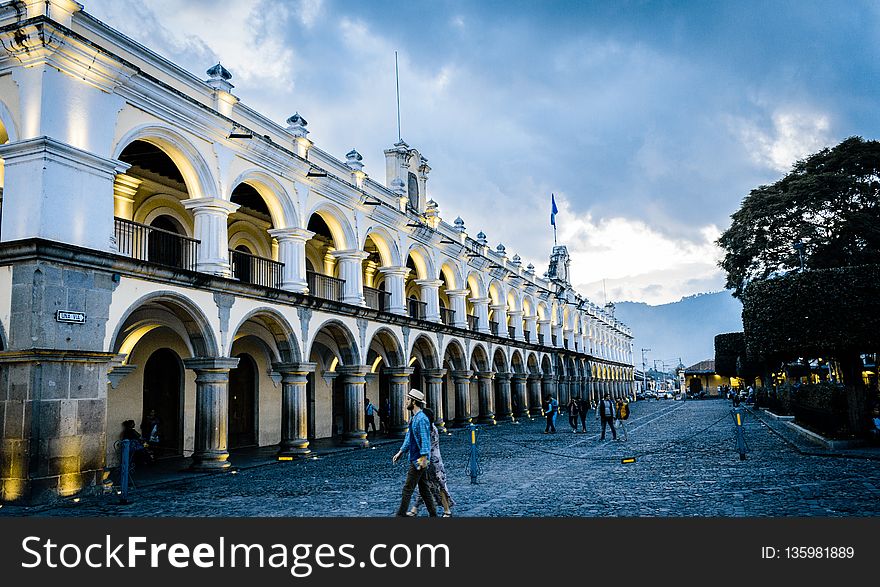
[4,399,880,517]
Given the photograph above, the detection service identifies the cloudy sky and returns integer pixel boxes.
[85,0,880,305]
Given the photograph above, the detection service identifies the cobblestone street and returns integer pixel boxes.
[6,399,880,517]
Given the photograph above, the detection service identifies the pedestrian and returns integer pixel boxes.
[567,396,580,432]
[543,394,558,434]
[392,389,437,517]
[615,396,629,441]
[596,393,617,441]
[380,398,391,434]
[578,396,590,432]
[364,397,377,437]
[120,420,152,465]
[140,409,160,450]
[408,408,455,517]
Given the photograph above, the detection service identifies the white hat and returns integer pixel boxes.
[407,389,425,403]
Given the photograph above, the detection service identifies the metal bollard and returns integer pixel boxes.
[733,408,747,460]
[119,439,132,503]
[466,423,481,484]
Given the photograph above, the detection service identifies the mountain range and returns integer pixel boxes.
[612,291,743,372]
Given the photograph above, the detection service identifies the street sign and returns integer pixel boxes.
[56,310,86,324]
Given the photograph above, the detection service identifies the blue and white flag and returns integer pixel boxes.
[550,193,559,227]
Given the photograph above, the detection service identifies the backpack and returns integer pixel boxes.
[619,401,629,420]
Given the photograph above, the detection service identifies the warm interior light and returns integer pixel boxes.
[371,356,383,373]
[329,357,339,372]
[409,356,417,366]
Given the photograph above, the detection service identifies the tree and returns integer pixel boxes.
[718,137,880,434]
[718,137,880,298]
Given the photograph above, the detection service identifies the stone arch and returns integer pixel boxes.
[510,350,526,375]
[366,327,406,369]
[441,338,468,371]
[307,319,360,366]
[227,308,300,363]
[523,295,536,318]
[527,352,540,374]
[506,288,522,313]
[487,279,505,306]
[0,98,19,143]
[362,226,402,268]
[306,203,357,251]
[134,193,194,237]
[110,291,219,360]
[228,169,297,229]
[492,347,509,373]
[537,300,549,321]
[113,124,218,200]
[470,343,490,372]
[541,354,553,376]
[406,244,436,281]
[228,220,273,259]
[438,260,463,290]
[465,270,487,299]
[409,333,440,369]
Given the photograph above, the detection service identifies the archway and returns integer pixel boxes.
[141,348,184,458]
[228,353,258,448]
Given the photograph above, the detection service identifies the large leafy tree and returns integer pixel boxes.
[718,137,880,298]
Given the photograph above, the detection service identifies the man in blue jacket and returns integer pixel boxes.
[392,389,438,517]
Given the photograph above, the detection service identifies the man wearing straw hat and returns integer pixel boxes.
[392,389,438,517]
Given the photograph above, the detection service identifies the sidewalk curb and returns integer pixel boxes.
[749,407,880,460]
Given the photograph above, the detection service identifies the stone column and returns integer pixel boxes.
[508,309,524,341]
[470,297,491,334]
[423,368,447,432]
[494,372,513,421]
[445,289,469,329]
[113,173,140,221]
[338,366,370,447]
[542,373,557,403]
[558,375,568,406]
[528,373,544,416]
[553,323,564,348]
[475,371,496,425]
[523,315,538,344]
[538,319,551,345]
[385,367,413,437]
[450,370,474,427]
[268,227,313,293]
[511,373,529,418]
[183,357,240,470]
[183,198,240,277]
[273,362,316,457]
[490,303,507,336]
[332,249,369,306]
[415,279,443,322]
[379,266,410,316]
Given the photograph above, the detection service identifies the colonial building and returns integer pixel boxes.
[0,1,634,504]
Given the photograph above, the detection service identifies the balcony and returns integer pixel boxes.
[229,248,283,288]
[307,270,345,302]
[538,333,544,345]
[408,298,427,320]
[524,330,531,343]
[467,315,479,331]
[508,325,516,338]
[551,334,557,346]
[440,307,456,326]
[363,286,390,312]
[114,217,199,271]
[489,320,500,336]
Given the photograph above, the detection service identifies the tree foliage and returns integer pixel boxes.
[714,332,744,377]
[718,137,880,298]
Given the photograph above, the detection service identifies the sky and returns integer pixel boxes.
[84,0,880,305]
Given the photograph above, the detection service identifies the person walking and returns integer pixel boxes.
[596,393,617,441]
[567,397,580,432]
[380,398,391,434]
[578,396,590,433]
[408,408,455,517]
[364,397,377,437]
[392,389,437,517]
[615,396,630,441]
[543,394,558,434]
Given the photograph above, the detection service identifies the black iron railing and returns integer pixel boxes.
[524,331,531,343]
[552,334,558,346]
[468,315,479,331]
[508,325,516,338]
[489,320,500,336]
[114,217,199,271]
[538,333,545,345]
[440,307,456,326]
[364,286,390,312]
[408,298,427,320]
[229,249,283,288]
[307,270,345,302]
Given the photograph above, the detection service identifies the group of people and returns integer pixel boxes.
[364,397,392,437]
[119,409,161,465]
[542,393,630,440]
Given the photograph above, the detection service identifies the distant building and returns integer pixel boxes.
[683,360,739,396]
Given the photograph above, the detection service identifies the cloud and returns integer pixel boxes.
[733,108,833,173]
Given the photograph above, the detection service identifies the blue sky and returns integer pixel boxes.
[85,0,880,304]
